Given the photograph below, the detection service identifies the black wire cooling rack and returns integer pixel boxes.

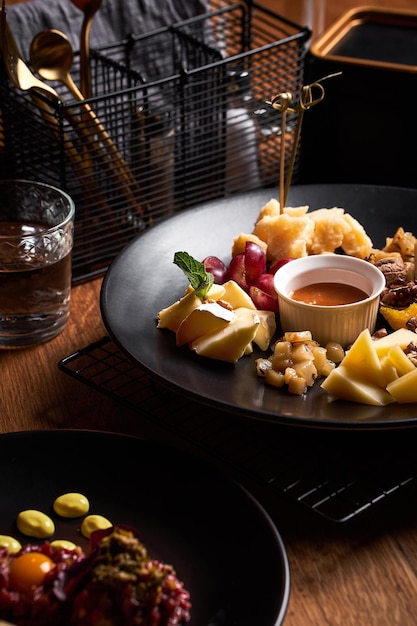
[59,336,417,524]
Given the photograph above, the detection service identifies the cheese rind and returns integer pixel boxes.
[176,302,234,346]
[157,284,226,332]
[252,310,277,351]
[190,307,260,363]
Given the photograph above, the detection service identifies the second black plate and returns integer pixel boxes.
[0,429,290,626]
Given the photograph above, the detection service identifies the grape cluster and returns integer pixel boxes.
[203,241,292,312]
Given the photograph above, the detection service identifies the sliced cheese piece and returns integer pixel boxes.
[244,343,254,355]
[387,368,417,403]
[379,355,399,386]
[176,302,234,346]
[190,307,259,363]
[221,280,257,310]
[253,310,277,351]
[321,365,395,406]
[341,329,385,388]
[157,284,225,332]
[373,328,417,358]
[386,344,415,377]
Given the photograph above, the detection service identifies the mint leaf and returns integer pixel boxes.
[173,251,214,299]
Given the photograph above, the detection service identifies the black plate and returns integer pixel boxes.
[101,184,417,429]
[0,429,289,626]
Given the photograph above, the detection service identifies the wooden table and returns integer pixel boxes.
[3,1,417,624]
[3,273,417,626]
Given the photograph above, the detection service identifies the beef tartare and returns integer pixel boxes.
[0,526,191,625]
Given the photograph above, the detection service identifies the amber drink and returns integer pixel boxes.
[0,180,75,348]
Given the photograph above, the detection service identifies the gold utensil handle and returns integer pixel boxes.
[1,11,148,226]
[31,92,110,203]
[63,106,148,225]
[79,12,92,99]
[63,68,149,225]
[31,92,143,246]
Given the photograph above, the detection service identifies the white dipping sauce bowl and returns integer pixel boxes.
[273,255,386,348]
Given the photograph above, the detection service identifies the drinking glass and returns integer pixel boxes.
[0,179,75,348]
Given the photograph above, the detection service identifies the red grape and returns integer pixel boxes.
[269,257,294,275]
[253,273,277,299]
[244,242,267,282]
[249,286,279,312]
[202,256,229,284]
[228,253,249,290]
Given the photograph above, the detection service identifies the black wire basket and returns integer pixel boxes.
[0,0,310,283]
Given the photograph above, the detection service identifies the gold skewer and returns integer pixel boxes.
[266,72,342,210]
[266,91,292,212]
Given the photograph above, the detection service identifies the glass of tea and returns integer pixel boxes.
[0,179,75,348]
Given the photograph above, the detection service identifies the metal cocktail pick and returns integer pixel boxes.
[266,72,341,210]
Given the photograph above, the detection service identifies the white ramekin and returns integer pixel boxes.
[273,254,386,347]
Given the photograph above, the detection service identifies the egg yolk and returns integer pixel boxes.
[9,552,55,593]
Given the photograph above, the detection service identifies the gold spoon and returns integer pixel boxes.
[0,5,118,223]
[30,28,89,102]
[29,27,147,219]
[76,0,103,99]
[0,3,60,99]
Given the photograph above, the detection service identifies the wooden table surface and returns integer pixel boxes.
[3,1,417,625]
[4,275,417,626]
[4,272,417,626]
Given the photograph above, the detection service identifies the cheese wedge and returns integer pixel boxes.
[221,280,257,310]
[379,355,399,386]
[386,344,415,377]
[190,307,260,363]
[387,368,417,403]
[321,365,395,406]
[373,328,417,358]
[341,329,385,388]
[157,284,226,332]
[252,310,277,351]
[176,302,234,346]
